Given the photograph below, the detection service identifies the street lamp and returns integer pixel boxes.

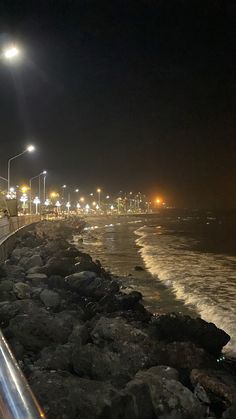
[33,196,40,215]
[3,46,20,60]
[7,145,35,192]
[97,188,101,207]
[29,170,46,214]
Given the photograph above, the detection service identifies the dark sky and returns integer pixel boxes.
[0,0,235,208]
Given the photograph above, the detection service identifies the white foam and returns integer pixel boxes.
[135,226,236,354]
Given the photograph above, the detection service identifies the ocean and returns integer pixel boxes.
[80,210,236,356]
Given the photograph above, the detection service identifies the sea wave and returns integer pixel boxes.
[135,226,236,354]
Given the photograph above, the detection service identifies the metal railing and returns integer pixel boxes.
[0,215,41,241]
[0,330,45,418]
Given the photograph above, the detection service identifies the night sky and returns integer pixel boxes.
[0,0,235,208]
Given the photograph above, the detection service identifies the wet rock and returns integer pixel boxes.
[47,275,66,289]
[19,254,43,271]
[29,370,133,419]
[68,323,90,345]
[125,367,205,418]
[26,266,45,274]
[191,369,236,406]
[8,338,25,361]
[223,405,236,418]
[0,279,13,292]
[134,265,145,271]
[65,271,119,299]
[75,260,101,274]
[40,289,61,308]
[44,257,76,277]
[26,273,48,286]
[11,246,33,260]
[153,341,211,370]
[72,343,124,380]
[1,264,25,279]
[91,316,153,373]
[36,344,72,371]
[8,309,72,351]
[151,313,230,355]
[13,282,31,299]
[115,290,143,310]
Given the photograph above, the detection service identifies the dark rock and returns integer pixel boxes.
[8,338,25,361]
[40,289,61,308]
[19,254,43,271]
[36,344,72,371]
[75,260,101,274]
[115,291,143,310]
[29,370,134,419]
[134,265,145,271]
[0,279,13,292]
[65,271,119,299]
[223,405,236,418]
[91,316,153,374]
[191,369,236,406]
[153,341,212,370]
[44,257,76,277]
[48,275,66,289]
[125,367,205,418]
[8,309,73,351]
[26,273,48,286]
[1,264,25,279]
[68,323,90,345]
[72,343,124,380]
[13,282,31,299]
[151,313,230,355]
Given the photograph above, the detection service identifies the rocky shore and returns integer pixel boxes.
[0,220,235,418]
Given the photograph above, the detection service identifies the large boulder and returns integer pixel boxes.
[44,257,76,277]
[191,369,236,406]
[65,271,119,298]
[151,313,230,355]
[36,344,72,371]
[29,370,134,419]
[26,273,48,286]
[75,259,101,274]
[125,367,205,418]
[153,341,211,370]
[19,254,43,271]
[71,343,125,381]
[1,264,25,280]
[11,246,34,260]
[91,316,154,373]
[8,309,73,351]
[13,282,31,299]
[40,289,61,309]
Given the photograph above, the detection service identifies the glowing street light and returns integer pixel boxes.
[80,197,85,203]
[33,196,40,214]
[3,46,20,60]
[66,201,71,215]
[7,145,35,192]
[29,170,46,214]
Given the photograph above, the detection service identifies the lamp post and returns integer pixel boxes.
[8,145,35,192]
[29,170,46,215]
[33,197,40,215]
[97,188,101,207]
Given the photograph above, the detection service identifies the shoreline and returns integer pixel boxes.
[0,219,235,418]
[81,215,199,316]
